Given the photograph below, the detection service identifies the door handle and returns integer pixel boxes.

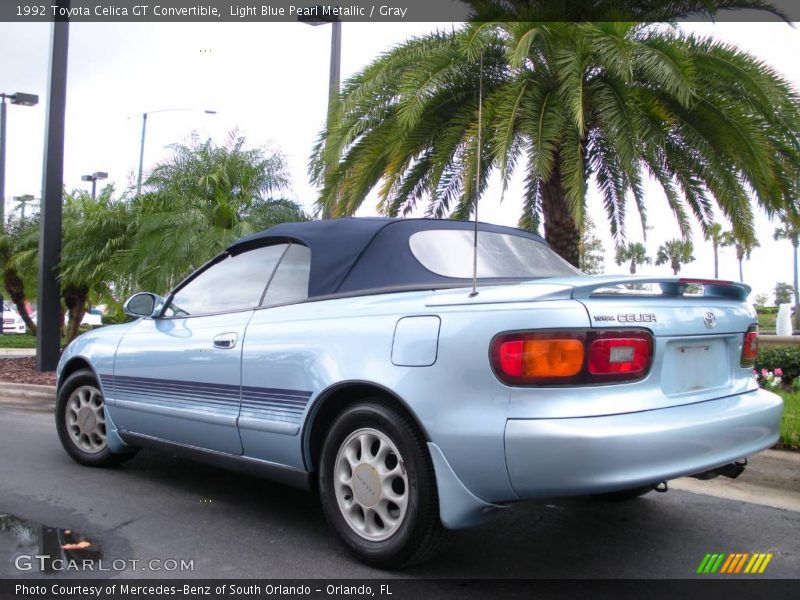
[213,333,238,349]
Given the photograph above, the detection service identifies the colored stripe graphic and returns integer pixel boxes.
[734,553,749,573]
[758,554,773,573]
[697,552,773,575]
[709,554,725,573]
[719,554,736,573]
[696,554,712,573]
[101,374,313,425]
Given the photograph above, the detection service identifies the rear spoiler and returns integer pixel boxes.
[567,276,751,302]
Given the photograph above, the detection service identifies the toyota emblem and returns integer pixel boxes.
[704,311,716,329]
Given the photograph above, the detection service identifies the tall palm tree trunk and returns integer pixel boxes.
[3,268,37,334]
[629,259,636,275]
[541,161,581,268]
[734,243,745,282]
[713,240,719,279]
[793,237,799,332]
[63,285,88,345]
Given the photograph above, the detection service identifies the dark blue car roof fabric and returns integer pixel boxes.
[229,217,548,298]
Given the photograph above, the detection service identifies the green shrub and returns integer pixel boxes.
[755,346,800,383]
[776,390,800,450]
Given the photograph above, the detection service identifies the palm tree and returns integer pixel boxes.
[656,239,695,275]
[59,187,137,343]
[703,222,728,279]
[774,221,800,328]
[720,231,759,283]
[311,3,800,267]
[0,214,39,333]
[134,133,307,292]
[615,242,650,274]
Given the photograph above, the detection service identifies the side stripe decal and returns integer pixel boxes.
[101,374,312,425]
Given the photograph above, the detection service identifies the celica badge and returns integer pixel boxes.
[704,311,717,329]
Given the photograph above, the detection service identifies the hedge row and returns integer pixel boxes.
[755,346,800,382]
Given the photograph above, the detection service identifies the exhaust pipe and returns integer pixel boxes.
[691,459,747,481]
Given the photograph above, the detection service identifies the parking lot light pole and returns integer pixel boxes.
[12,194,36,218]
[81,171,107,198]
[1,91,39,337]
[298,7,341,219]
[0,92,40,225]
[136,108,216,196]
[37,9,70,372]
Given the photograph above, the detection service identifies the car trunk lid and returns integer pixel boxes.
[572,276,756,402]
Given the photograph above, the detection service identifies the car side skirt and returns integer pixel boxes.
[119,431,312,491]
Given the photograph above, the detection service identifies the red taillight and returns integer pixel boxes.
[588,334,652,379]
[741,326,759,367]
[490,330,653,386]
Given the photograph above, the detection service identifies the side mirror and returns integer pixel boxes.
[123,292,164,318]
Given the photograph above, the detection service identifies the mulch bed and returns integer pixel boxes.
[0,358,57,386]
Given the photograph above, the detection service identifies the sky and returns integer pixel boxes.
[0,19,797,302]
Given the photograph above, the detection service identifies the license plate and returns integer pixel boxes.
[661,338,730,396]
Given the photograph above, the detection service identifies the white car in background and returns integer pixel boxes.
[28,307,105,329]
[2,303,28,335]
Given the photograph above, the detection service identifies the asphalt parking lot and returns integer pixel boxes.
[1,404,798,580]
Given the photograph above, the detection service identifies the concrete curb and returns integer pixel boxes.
[0,348,37,357]
[0,382,55,399]
[0,383,56,413]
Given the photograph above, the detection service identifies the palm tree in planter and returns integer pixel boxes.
[720,231,759,283]
[774,221,800,329]
[614,242,650,274]
[311,2,800,267]
[656,239,695,275]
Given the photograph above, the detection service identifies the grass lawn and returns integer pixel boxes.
[0,334,37,348]
[777,389,800,450]
[757,311,777,333]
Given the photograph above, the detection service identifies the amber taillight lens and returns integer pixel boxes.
[491,330,654,386]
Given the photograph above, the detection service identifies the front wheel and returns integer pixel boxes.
[318,400,447,568]
[56,369,137,467]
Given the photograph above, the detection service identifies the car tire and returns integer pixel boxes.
[591,485,654,502]
[319,399,447,568]
[56,369,138,467]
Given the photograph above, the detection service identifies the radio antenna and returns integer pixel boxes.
[469,51,484,298]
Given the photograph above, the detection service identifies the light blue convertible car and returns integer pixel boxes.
[56,218,782,567]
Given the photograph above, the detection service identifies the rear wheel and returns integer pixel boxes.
[56,369,137,467]
[318,400,447,568]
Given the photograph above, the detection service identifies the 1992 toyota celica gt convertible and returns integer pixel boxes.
[56,218,782,567]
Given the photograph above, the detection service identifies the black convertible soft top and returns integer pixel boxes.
[229,217,549,298]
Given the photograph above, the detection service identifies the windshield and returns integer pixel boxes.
[408,229,581,279]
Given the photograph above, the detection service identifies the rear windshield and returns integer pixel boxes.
[408,229,581,279]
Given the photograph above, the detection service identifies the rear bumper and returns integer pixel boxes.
[504,388,783,498]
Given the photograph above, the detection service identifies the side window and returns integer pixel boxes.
[167,244,288,316]
[262,244,311,307]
